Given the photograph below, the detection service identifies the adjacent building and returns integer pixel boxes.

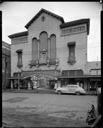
[2,41,11,89]
[8,8,101,91]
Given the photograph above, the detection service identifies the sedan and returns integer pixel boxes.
[55,85,86,95]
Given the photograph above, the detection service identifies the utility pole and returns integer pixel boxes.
[96,56,98,75]
[5,57,7,89]
[96,56,99,93]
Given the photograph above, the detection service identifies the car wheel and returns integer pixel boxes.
[76,92,80,95]
[57,91,62,95]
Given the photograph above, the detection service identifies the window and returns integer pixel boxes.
[2,57,5,73]
[13,72,21,77]
[39,31,48,64]
[39,31,48,51]
[50,34,56,59]
[41,16,45,22]
[32,38,38,60]
[16,49,23,68]
[67,42,76,64]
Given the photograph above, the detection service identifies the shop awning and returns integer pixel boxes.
[8,72,59,80]
[8,74,101,80]
[58,75,101,79]
[8,76,23,80]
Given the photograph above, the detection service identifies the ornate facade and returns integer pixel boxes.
[8,8,100,90]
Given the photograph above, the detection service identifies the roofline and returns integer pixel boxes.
[2,41,11,48]
[60,19,90,35]
[25,8,64,29]
[8,31,28,39]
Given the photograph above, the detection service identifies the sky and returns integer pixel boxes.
[0,2,102,61]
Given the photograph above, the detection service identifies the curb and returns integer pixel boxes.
[2,90,97,95]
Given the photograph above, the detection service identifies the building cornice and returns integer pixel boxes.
[2,41,11,49]
[60,19,90,35]
[8,31,28,39]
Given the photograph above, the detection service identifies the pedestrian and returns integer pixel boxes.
[28,82,31,90]
[86,104,96,125]
[54,82,58,89]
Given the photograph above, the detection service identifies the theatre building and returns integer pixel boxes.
[8,8,101,91]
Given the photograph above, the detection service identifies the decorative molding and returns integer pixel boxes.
[11,41,27,45]
[29,60,38,68]
[16,49,22,53]
[29,58,59,67]
[67,59,76,65]
[17,63,23,69]
[40,49,47,53]
[61,25,86,36]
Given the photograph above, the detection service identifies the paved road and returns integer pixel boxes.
[2,92,97,127]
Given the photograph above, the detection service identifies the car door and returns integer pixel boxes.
[68,86,76,94]
[62,87,69,93]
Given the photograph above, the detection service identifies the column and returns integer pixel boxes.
[84,79,87,91]
[37,39,40,60]
[48,38,50,59]
[18,78,20,90]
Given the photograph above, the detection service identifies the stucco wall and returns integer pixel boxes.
[28,13,62,39]
[87,61,101,75]
[11,36,28,45]
[27,12,63,71]
[57,31,88,74]
[11,42,31,76]
[10,12,89,76]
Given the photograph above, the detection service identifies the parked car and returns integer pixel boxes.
[55,84,86,95]
[97,87,101,94]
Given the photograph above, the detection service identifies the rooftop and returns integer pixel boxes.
[2,41,11,49]
[25,8,64,29]
[8,31,28,39]
[60,19,90,35]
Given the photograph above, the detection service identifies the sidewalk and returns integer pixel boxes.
[2,89,97,95]
[2,88,56,94]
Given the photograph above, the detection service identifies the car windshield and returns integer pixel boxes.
[67,85,78,88]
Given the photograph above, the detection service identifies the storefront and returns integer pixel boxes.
[58,75,101,93]
[9,69,60,89]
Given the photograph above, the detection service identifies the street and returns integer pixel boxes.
[2,92,97,127]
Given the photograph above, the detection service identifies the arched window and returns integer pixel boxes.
[32,38,38,60]
[39,32,48,64]
[16,49,23,68]
[50,34,56,59]
[67,42,76,64]
[39,31,48,51]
